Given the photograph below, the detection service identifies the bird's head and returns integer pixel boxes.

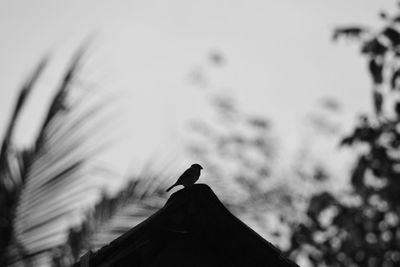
[191,163,203,170]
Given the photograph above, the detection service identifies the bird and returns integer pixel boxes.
[166,164,203,192]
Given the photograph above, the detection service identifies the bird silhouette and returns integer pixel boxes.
[166,164,203,192]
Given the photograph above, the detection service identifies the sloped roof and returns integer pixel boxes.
[74,184,299,267]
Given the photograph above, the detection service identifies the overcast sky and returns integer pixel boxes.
[0,0,395,180]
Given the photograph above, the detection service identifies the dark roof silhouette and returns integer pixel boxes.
[74,184,300,267]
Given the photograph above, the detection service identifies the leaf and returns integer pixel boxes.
[362,39,387,56]
[66,177,167,262]
[390,69,400,90]
[9,45,118,265]
[0,58,48,265]
[368,58,384,85]
[382,27,400,47]
[0,57,47,180]
[373,91,383,115]
[350,156,368,193]
[395,102,400,117]
[332,26,369,41]
[35,42,90,150]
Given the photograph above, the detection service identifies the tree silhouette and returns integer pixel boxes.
[286,3,400,266]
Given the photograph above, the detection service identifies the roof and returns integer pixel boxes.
[74,184,300,267]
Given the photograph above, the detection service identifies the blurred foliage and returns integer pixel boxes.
[286,3,400,266]
[54,178,166,266]
[0,45,168,266]
[189,94,351,252]
[188,93,275,193]
[186,47,353,253]
[7,3,400,265]
[187,81,305,248]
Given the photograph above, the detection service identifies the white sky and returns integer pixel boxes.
[0,0,396,180]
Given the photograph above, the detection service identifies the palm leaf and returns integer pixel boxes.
[66,175,168,262]
[0,57,47,189]
[8,45,119,265]
[34,45,88,150]
[0,58,48,265]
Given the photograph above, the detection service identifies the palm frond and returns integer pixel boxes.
[8,44,119,265]
[34,46,86,151]
[0,58,48,265]
[0,57,48,188]
[66,175,168,261]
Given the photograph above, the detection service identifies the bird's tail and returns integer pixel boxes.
[166,184,176,192]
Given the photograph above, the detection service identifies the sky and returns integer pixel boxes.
[0,0,396,185]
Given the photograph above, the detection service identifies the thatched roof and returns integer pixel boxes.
[74,184,299,267]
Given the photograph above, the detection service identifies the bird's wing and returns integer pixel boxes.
[176,168,192,183]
